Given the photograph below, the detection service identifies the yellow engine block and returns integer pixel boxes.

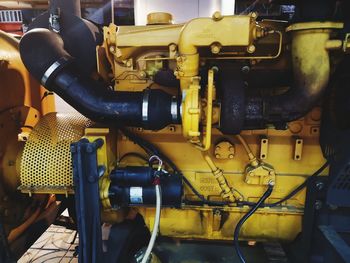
[8,10,350,258]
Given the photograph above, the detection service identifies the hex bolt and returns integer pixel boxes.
[169,44,177,52]
[315,181,324,191]
[86,145,93,153]
[126,60,132,67]
[212,11,222,21]
[211,44,221,54]
[109,45,115,53]
[241,66,250,74]
[139,71,146,78]
[315,200,323,210]
[247,45,256,54]
[214,209,221,216]
[70,145,76,153]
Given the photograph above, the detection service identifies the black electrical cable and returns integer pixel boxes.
[234,183,274,263]
[182,176,228,206]
[119,128,329,208]
[268,161,329,207]
[118,152,149,164]
[236,161,329,207]
[119,128,228,206]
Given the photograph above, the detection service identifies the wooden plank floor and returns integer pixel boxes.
[18,225,78,263]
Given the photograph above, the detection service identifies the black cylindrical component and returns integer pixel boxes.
[27,6,102,76]
[110,166,155,187]
[53,68,143,126]
[109,176,182,208]
[19,28,180,130]
[217,70,245,134]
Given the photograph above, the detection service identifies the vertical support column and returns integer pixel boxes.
[71,138,104,263]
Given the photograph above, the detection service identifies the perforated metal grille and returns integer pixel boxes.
[20,113,92,191]
[333,163,350,190]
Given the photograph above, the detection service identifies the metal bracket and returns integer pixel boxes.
[294,138,303,161]
[260,137,269,160]
[245,162,275,185]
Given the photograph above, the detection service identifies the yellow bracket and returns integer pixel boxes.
[182,77,201,141]
[196,69,214,151]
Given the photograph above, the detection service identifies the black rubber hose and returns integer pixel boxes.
[234,184,274,263]
[19,28,180,130]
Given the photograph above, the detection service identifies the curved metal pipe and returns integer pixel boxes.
[244,24,337,129]
[266,26,331,122]
[19,29,180,130]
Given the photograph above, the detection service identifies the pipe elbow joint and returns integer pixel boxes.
[20,28,73,86]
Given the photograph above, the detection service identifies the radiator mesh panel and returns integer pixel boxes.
[20,112,92,193]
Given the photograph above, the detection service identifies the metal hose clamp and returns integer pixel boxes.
[142,89,150,124]
[171,96,178,123]
[41,57,69,86]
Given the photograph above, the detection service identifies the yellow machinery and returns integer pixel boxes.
[2,0,350,262]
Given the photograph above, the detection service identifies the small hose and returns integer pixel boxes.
[141,184,161,263]
[236,134,259,167]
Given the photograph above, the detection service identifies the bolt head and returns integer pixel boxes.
[241,66,250,74]
[86,145,93,153]
[315,200,323,210]
[211,44,221,54]
[316,181,324,191]
[169,44,177,52]
[247,45,256,53]
[212,11,222,20]
[109,45,115,53]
